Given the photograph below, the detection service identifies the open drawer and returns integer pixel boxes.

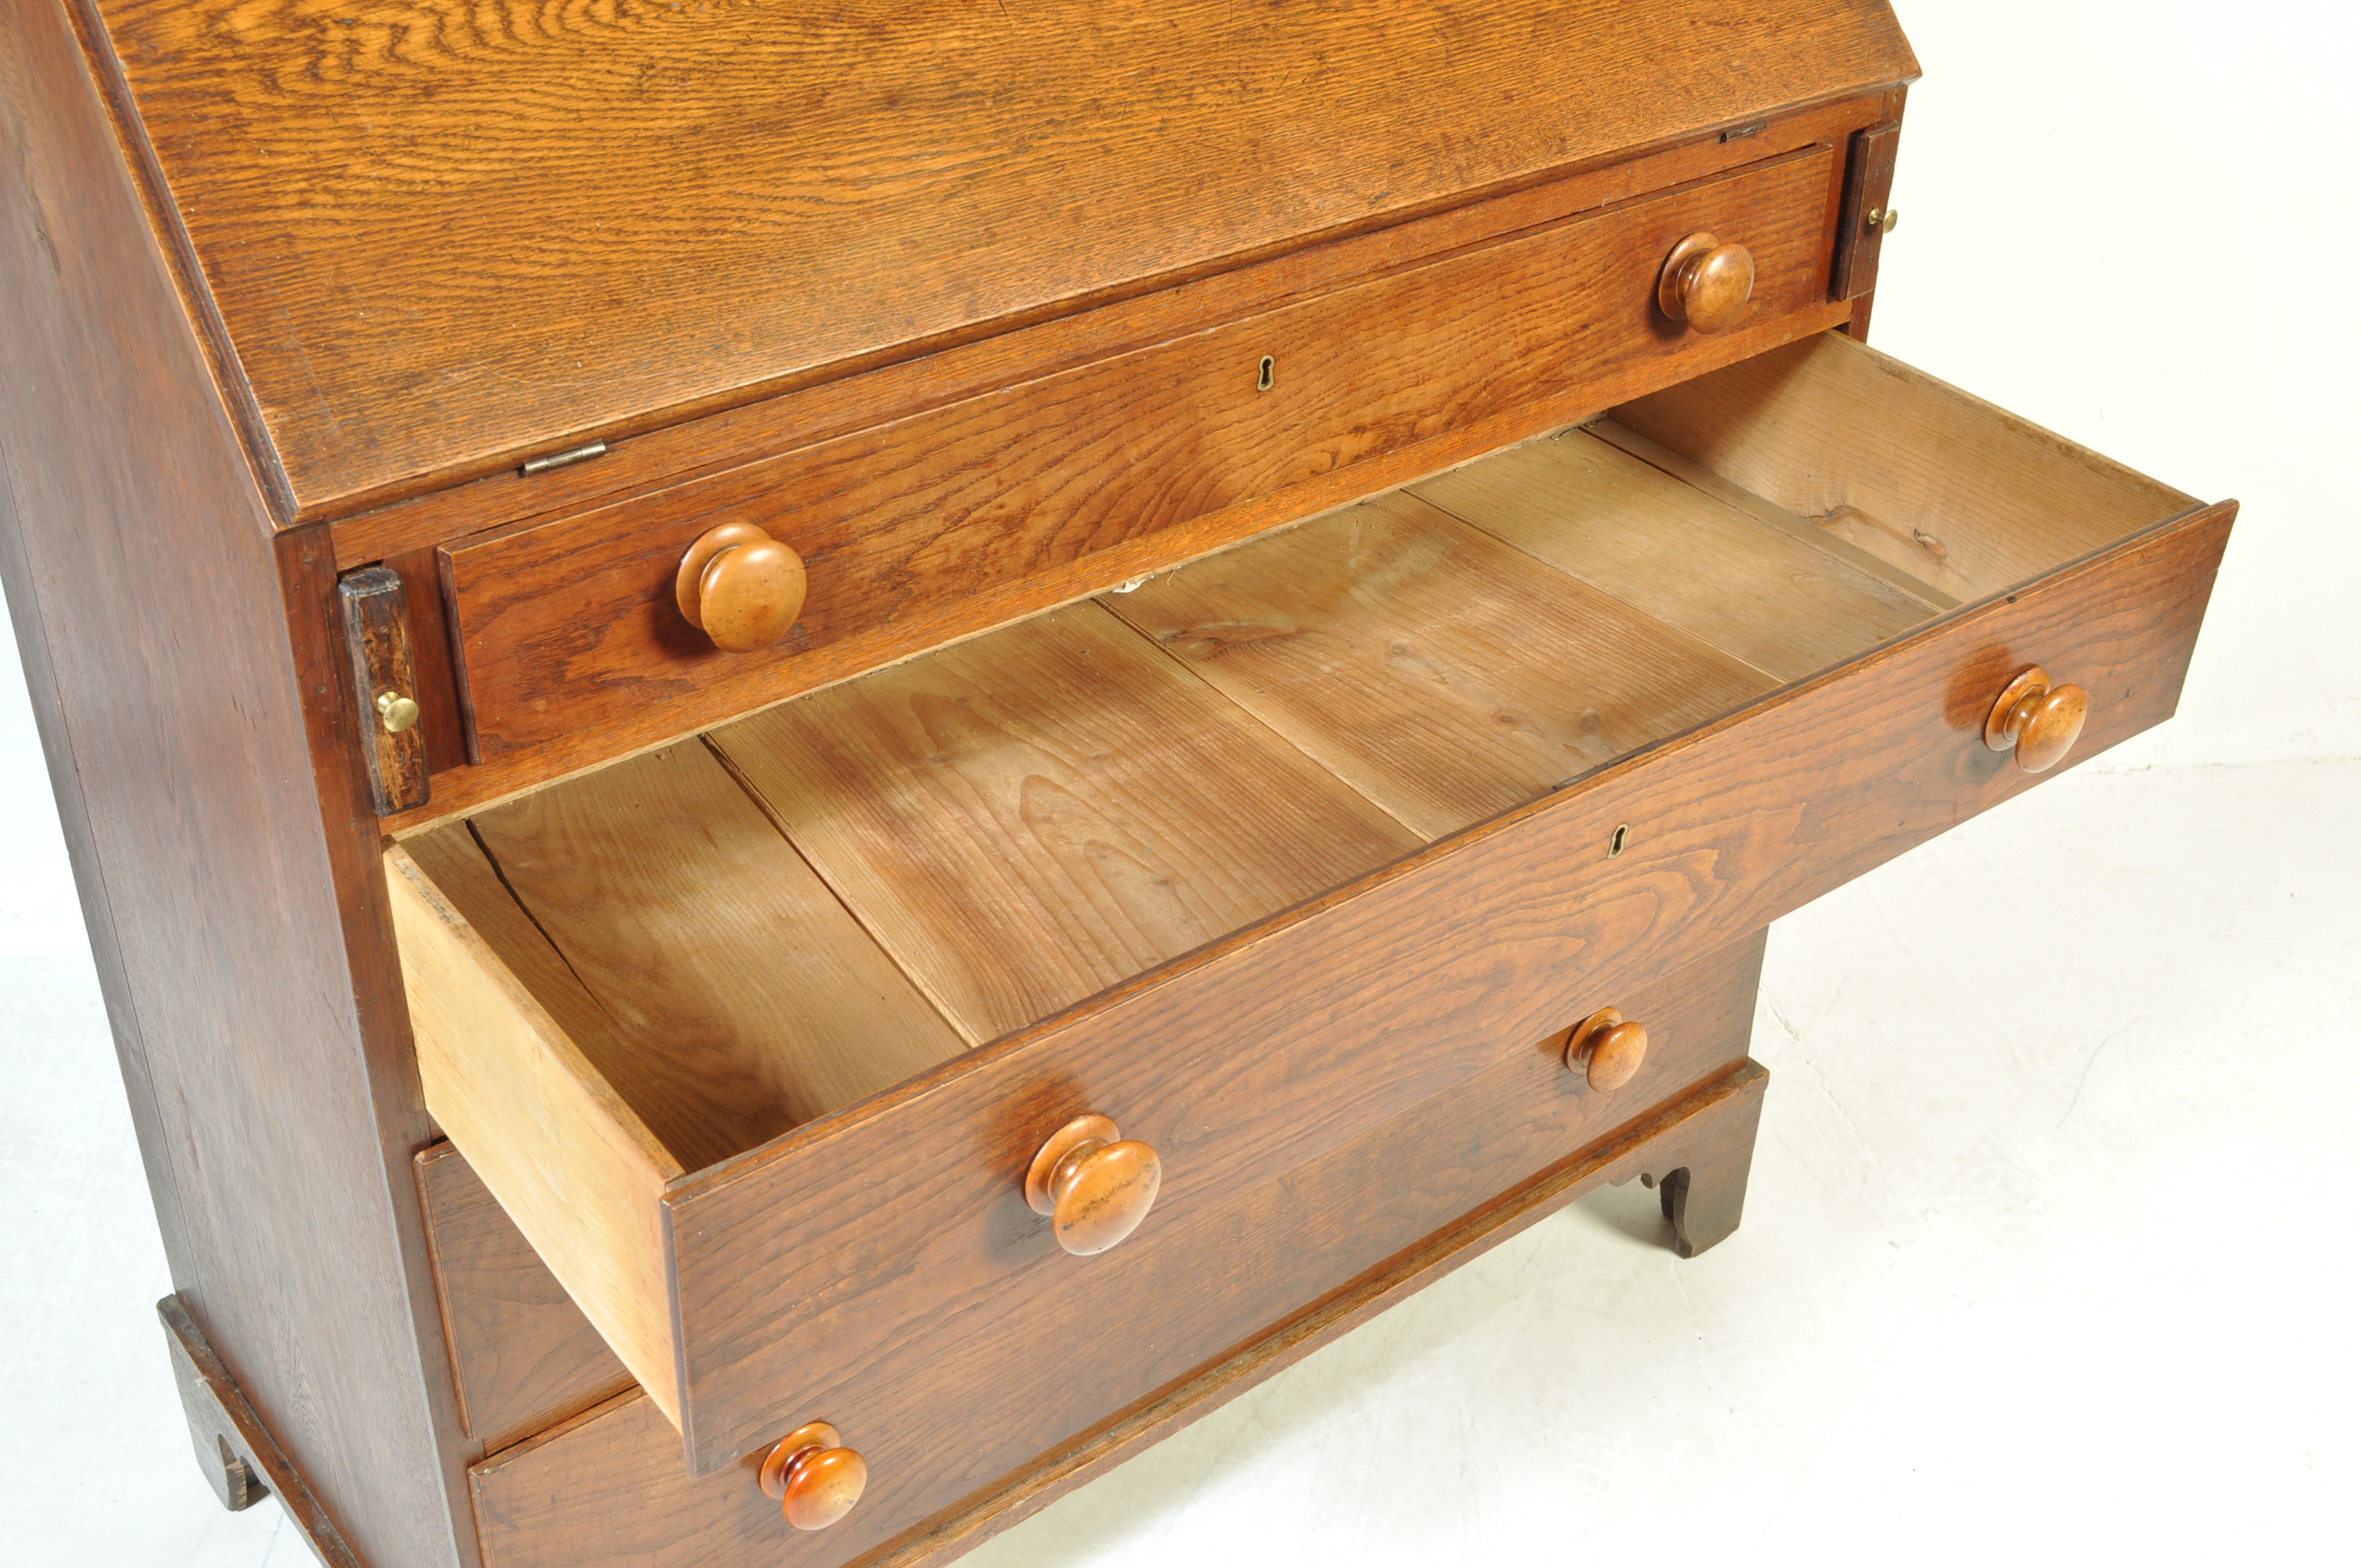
[388,333,2231,1510]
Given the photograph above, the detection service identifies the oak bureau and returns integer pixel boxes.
[0,4,2233,1566]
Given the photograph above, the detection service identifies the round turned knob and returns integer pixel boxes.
[1565,1007,1649,1092]
[759,1422,867,1532]
[1024,1113,1162,1257]
[374,690,421,734]
[1984,664,2089,774]
[1656,231,1756,334]
[675,518,808,653]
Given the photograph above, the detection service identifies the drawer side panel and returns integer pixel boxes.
[388,847,684,1425]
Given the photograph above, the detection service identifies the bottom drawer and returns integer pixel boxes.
[468,932,1769,1568]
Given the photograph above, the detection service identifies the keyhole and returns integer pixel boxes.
[1608,824,1631,858]
[1256,355,1276,393]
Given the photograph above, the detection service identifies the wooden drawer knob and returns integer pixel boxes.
[1657,231,1755,333]
[760,1422,866,1531]
[1984,664,2089,774]
[1025,1113,1162,1256]
[676,519,807,653]
[1565,1007,1648,1092]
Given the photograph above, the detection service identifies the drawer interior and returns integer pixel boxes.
[390,330,2197,1425]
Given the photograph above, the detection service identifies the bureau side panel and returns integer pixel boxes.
[0,4,471,1564]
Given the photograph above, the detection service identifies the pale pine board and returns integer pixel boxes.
[1101,492,1771,841]
[1411,427,1932,681]
[1580,418,1958,611]
[386,846,685,1425]
[1611,333,2191,601]
[405,824,648,1093]
[463,744,967,1169]
[711,602,1423,1045]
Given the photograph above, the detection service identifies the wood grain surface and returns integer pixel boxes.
[441,146,1842,760]
[1580,414,1956,609]
[711,603,1421,1045]
[401,825,648,1118]
[390,843,687,1426]
[325,94,1905,574]
[1102,492,1770,839]
[387,297,1857,836]
[1410,425,1931,680]
[416,1146,634,1458]
[471,938,1771,1568]
[161,1297,366,1565]
[1614,333,2195,601]
[92,0,1917,516]
[1832,122,1904,299]
[870,1061,1768,1568]
[459,744,968,1164]
[337,565,432,813]
[660,496,2230,1477]
[0,4,479,1564]
[384,545,474,773]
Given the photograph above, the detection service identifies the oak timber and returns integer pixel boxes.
[469,941,1773,1568]
[0,3,479,1563]
[438,146,1843,760]
[323,93,1907,575]
[91,0,1918,515]
[660,496,2229,1475]
[382,298,1860,837]
[416,1145,635,1457]
[1578,415,1959,609]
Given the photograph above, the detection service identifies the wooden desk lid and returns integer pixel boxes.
[90,0,1916,521]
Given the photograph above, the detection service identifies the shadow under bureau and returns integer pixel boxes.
[0,5,2230,1568]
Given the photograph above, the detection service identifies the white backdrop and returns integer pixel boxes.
[1862,1,2360,769]
[4,2,2356,1564]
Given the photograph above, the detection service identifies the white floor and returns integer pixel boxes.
[6,744,2355,1567]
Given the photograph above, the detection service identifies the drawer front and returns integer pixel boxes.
[441,146,1845,758]
[416,1144,633,1454]
[659,494,2231,1477]
[471,936,1769,1568]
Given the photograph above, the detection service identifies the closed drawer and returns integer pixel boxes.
[388,331,2230,1513]
[439,145,1850,759]
[463,937,1771,1568]
[416,1143,633,1455]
